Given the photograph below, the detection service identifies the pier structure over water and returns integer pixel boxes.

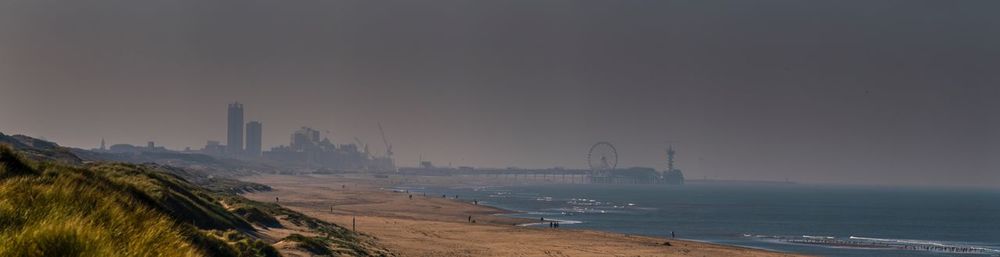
[396,142,684,185]
[397,166,668,184]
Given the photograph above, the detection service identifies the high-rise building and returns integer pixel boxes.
[227,102,244,155]
[245,121,262,157]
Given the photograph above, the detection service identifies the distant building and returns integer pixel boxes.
[290,127,320,151]
[109,144,137,153]
[202,140,225,156]
[264,126,377,171]
[245,121,262,157]
[227,102,244,155]
[108,142,167,154]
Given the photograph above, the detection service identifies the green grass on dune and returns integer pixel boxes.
[0,146,277,257]
[0,161,200,256]
[87,162,254,231]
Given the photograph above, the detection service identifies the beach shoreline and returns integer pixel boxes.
[242,174,809,257]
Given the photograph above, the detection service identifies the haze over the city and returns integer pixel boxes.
[2,0,998,186]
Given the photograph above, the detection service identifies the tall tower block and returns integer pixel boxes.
[245,121,262,157]
[227,102,244,155]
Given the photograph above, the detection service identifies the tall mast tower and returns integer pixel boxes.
[666,146,676,171]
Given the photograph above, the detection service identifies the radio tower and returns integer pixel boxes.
[666,146,676,172]
[662,145,685,185]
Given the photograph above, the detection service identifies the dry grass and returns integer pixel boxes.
[0,146,275,257]
[0,170,200,256]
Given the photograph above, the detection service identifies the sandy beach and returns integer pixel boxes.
[242,174,808,257]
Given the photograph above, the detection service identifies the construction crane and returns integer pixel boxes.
[378,123,393,158]
[377,122,396,172]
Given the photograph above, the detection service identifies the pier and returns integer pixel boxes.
[396,142,685,185]
[397,166,673,184]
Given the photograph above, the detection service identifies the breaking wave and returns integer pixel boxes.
[745,234,1000,255]
[516,219,584,227]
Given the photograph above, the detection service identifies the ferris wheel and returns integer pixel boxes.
[588,142,618,176]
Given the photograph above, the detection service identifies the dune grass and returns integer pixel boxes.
[87,162,254,231]
[0,160,200,256]
[0,146,277,257]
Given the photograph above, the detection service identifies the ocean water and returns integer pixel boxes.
[402,183,1000,257]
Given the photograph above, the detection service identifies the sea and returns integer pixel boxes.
[397,182,1000,257]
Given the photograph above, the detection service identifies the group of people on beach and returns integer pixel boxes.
[540,217,559,228]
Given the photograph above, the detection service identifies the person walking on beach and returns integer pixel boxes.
[671,231,675,238]
[468,216,472,223]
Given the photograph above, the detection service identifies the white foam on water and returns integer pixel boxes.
[849,236,1000,254]
[516,219,584,227]
[747,234,1000,254]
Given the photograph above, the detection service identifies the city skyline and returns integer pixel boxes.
[2,0,999,186]
[3,2,998,257]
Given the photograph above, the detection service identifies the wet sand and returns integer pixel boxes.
[242,174,809,257]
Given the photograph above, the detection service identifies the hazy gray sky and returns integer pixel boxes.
[1,0,998,186]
